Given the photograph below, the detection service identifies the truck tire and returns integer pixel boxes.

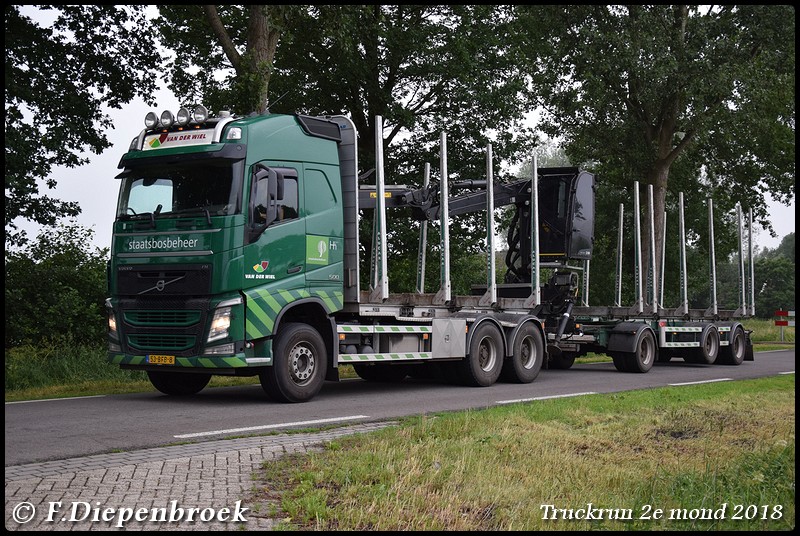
[717,324,745,366]
[353,363,409,382]
[684,324,719,365]
[459,322,504,387]
[548,352,576,370]
[147,371,211,396]
[501,323,543,383]
[612,328,656,373]
[261,323,327,403]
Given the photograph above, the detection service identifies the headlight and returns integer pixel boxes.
[144,111,159,129]
[106,299,118,339]
[160,110,175,128]
[176,107,191,126]
[193,105,209,123]
[207,306,232,343]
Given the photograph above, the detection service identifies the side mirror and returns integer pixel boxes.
[248,165,285,243]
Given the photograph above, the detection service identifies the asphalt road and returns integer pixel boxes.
[5,349,794,467]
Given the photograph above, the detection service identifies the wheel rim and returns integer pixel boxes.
[704,329,719,357]
[638,334,655,366]
[478,336,498,372]
[732,330,745,359]
[289,342,316,385]
[519,335,537,370]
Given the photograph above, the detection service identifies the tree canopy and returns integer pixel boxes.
[4,5,161,248]
[518,5,795,304]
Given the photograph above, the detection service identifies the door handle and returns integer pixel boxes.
[287,265,302,274]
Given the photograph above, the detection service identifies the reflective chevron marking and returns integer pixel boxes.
[338,352,432,362]
[337,325,432,333]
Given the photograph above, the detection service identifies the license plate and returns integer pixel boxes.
[148,354,175,365]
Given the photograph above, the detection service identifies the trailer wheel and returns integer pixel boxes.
[684,324,719,365]
[353,363,409,382]
[718,324,745,366]
[612,329,656,373]
[261,323,327,403]
[459,322,503,386]
[501,323,543,383]
[147,371,211,396]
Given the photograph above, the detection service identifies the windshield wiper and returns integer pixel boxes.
[173,206,212,225]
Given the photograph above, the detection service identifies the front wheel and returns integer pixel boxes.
[147,371,211,396]
[261,323,327,403]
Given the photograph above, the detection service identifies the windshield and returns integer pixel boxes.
[116,159,244,219]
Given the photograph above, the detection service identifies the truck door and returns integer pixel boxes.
[244,164,305,289]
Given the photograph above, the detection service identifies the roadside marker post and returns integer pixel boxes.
[774,310,795,342]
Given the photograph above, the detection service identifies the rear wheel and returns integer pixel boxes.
[684,324,719,365]
[501,323,544,383]
[611,328,656,373]
[147,371,211,396]
[261,323,327,403]
[718,324,745,366]
[459,322,503,386]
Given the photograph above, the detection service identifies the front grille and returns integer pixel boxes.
[128,334,197,352]
[124,310,201,326]
[119,296,210,357]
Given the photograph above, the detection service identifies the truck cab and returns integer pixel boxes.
[107,107,349,399]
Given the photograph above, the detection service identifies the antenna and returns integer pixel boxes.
[265,91,290,114]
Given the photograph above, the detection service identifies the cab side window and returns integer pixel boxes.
[252,167,299,225]
[277,178,298,221]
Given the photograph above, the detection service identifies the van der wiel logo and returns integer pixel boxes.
[246,260,275,280]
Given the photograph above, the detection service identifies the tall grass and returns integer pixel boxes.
[4,340,145,392]
[259,376,794,531]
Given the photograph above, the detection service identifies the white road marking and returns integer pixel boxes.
[779,371,795,374]
[5,395,106,404]
[669,378,732,386]
[496,391,598,405]
[174,415,370,439]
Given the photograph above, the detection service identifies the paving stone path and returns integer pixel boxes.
[5,422,395,531]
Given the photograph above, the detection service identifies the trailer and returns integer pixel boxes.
[106,107,754,402]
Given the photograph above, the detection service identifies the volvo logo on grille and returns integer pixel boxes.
[139,275,186,295]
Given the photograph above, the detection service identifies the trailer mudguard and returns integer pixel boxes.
[607,322,654,354]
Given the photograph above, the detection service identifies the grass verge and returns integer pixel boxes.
[255,375,794,531]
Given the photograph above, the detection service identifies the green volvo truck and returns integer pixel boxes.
[107,106,753,402]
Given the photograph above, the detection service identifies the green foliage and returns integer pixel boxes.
[518,5,795,285]
[4,341,142,392]
[4,222,109,347]
[4,6,161,248]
